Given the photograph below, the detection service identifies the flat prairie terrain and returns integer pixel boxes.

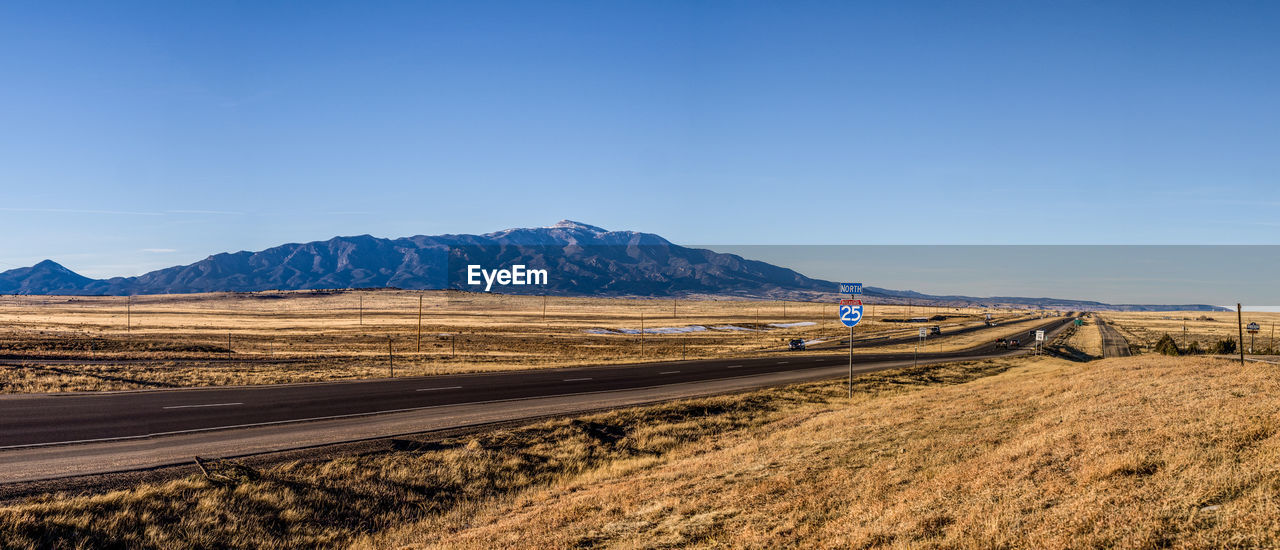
[4,354,1276,548]
[0,290,1031,393]
[1102,310,1280,354]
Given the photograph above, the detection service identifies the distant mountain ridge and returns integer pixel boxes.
[0,220,1226,311]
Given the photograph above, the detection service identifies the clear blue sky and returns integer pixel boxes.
[1,1,1277,279]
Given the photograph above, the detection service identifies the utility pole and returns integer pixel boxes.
[227,332,232,358]
[542,295,547,322]
[1237,303,1245,365]
[416,295,423,353]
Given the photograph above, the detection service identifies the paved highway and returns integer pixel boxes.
[1096,317,1132,357]
[0,316,1075,483]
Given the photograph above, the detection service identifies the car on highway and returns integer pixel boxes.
[930,326,942,336]
[788,338,806,351]
[1009,338,1021,348]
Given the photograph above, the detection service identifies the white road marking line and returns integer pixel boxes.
[777,361,789,364]
[726,365,743,369]
[659,371,680,375]
[564,377,592,382]
[416,386,462,392]
[163,402,243,410]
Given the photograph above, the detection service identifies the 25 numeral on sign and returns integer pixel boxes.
[839,299,863,328]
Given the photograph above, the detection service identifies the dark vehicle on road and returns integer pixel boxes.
[996,337,1008,349]
[788,338,806,351]
[930,326,942,336]
[1009,338,1021,348]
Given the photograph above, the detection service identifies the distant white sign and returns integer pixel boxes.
[919,328,927,338]
[1035,330,1045,342]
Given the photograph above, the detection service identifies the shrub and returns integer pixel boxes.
[1213,338,1237,355]
[1154,334,1181,356]
[1186,341,1203,355]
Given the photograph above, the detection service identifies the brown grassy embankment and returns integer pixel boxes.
[4,354,1278,548]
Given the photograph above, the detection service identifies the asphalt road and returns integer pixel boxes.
[805,314,1030,351]
[0,316,1075,482]
[1096,317,1132,358]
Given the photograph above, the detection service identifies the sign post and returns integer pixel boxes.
[1247,322,1261,354]
[1035,329,1045,355]
[839,298,863,397]
[916,327,927,366]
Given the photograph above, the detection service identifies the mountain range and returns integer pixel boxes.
[0,220,1225,311]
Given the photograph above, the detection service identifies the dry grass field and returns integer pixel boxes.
[0,290,1033,393]
[3,354,1276,548]
[1102,310,1280,355]
[1060,317,1104,359]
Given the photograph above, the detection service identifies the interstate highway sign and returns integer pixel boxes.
[838,299,863,327]
[839,282,863,295]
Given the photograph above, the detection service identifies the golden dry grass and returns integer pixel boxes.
[0,356,1018,549]
[0,290,1031,393]
[5,354,1279,548]
[363,355,1280,549]
[1103,310,1280,355]
[1061,317,1103,359]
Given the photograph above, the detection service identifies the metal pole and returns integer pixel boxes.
[126,296,131,333]
[388,336,394,377]
[542,295,547,322]
[848,326,853,398]
[416,295,423,353]
[1237,303,1245,365]
[227,332,231,358]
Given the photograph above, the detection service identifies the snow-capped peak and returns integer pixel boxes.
[549,220,609,233]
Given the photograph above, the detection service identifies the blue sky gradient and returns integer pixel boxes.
[1,1,1277,284]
